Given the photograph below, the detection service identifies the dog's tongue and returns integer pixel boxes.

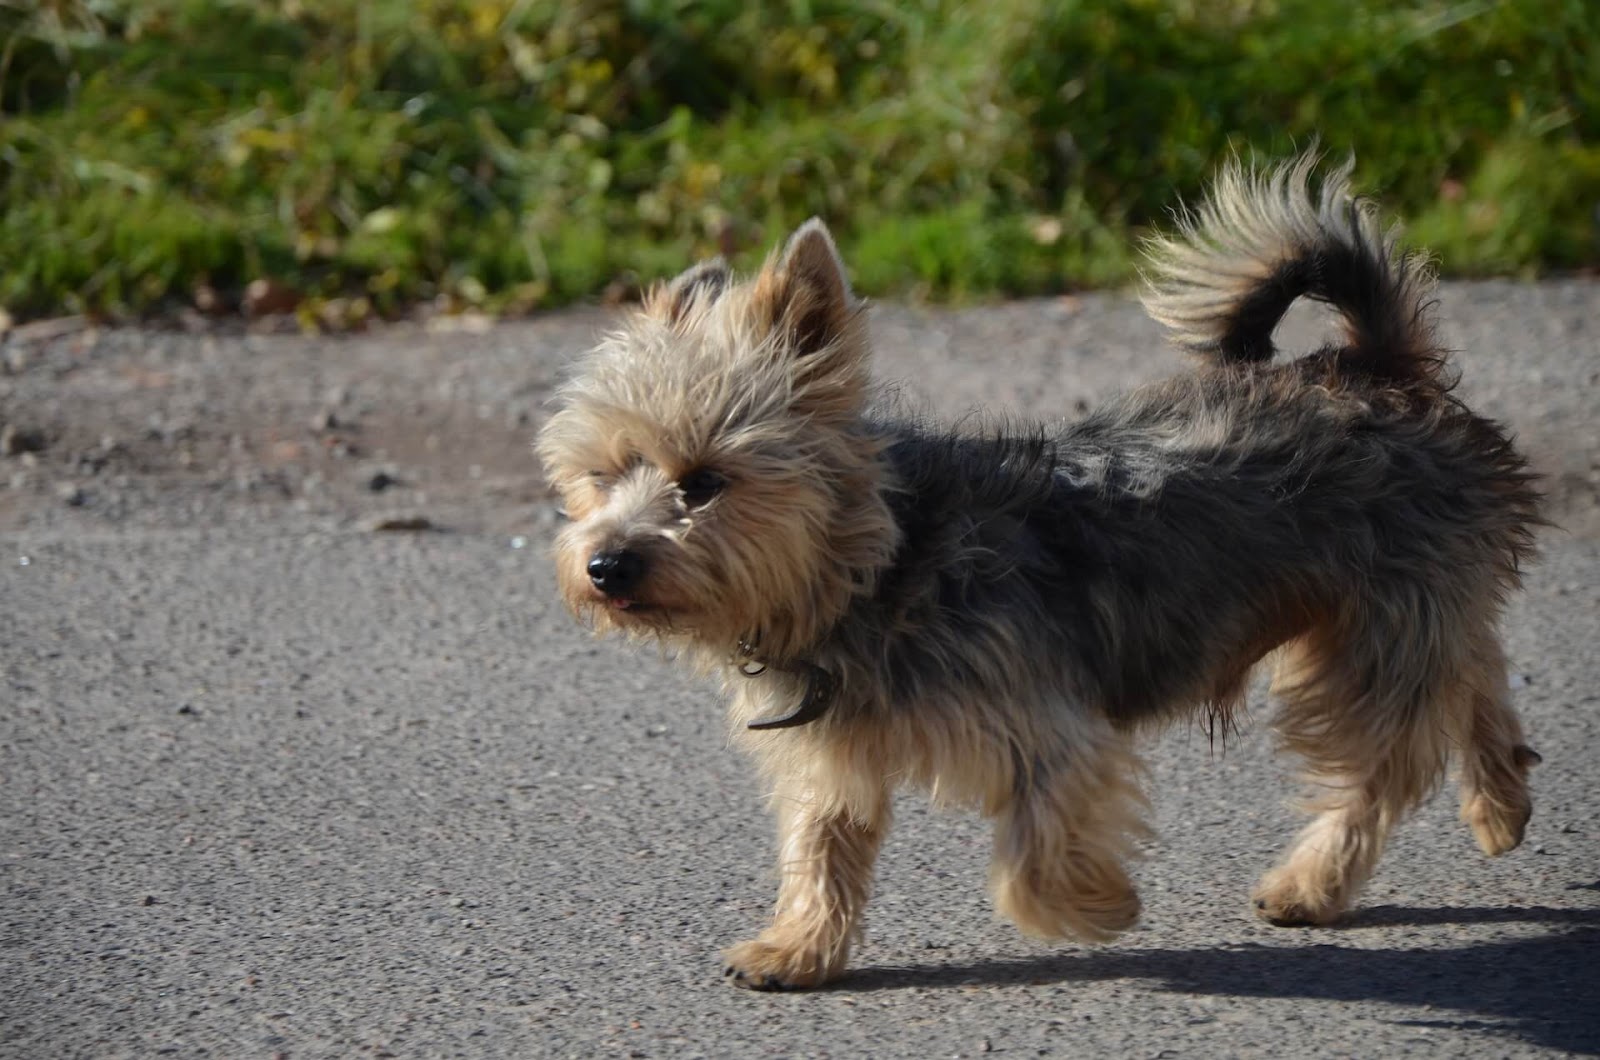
[610,597,635,611]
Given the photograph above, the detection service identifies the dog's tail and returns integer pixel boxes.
[1141,154,1443,386]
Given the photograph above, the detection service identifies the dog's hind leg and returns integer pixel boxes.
[989,718,1149,943]
[1447,625,1539,856]
[1254,609,1454,926]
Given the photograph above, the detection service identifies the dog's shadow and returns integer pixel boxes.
[845,904,1600,1055]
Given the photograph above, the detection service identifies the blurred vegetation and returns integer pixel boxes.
[2,0,1597,323]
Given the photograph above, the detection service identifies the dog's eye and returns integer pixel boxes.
[677,468,728,509]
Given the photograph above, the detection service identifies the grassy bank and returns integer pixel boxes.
[3,0,1597,323]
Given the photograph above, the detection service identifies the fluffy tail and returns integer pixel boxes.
[1141,155,1443,385]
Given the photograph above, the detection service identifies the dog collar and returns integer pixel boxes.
[734,642,838,731]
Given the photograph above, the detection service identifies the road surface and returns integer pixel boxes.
[3,281,1597,1057]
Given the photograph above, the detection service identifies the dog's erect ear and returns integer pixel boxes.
[655,257,731,323]
[764,219,857,357]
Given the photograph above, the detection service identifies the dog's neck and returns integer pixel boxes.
[729,640,840,730]
[743,449,902,663]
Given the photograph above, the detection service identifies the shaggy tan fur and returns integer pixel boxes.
[538,157,1541,990]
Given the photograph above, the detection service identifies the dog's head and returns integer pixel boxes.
[536,221,898,662]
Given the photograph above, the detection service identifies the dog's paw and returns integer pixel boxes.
[994,875,1141,943]
[721,938,836,992]
[1462,792,1533,857]
[1251,870,1345,927]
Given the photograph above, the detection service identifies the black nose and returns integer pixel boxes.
[587,549,646,596]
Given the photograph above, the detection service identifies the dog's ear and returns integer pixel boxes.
[761,219,858,357]
[653,257,730,323]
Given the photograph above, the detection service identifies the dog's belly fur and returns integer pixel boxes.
[827,362,1529,731]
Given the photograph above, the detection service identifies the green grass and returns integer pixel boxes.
[3,0,1598,323]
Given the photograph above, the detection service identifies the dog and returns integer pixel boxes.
[536,155,1542,990]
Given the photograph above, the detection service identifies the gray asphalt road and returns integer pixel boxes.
[3,282,1598,1058]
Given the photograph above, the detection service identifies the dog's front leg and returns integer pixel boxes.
[723,781,888,990]
[988,726,1148,943]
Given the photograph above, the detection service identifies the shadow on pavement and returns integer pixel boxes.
[845,906,1600,1055]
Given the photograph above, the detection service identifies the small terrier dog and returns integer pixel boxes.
[537,156,1541,990]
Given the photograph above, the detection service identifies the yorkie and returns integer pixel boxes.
[537,156,1541,990]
